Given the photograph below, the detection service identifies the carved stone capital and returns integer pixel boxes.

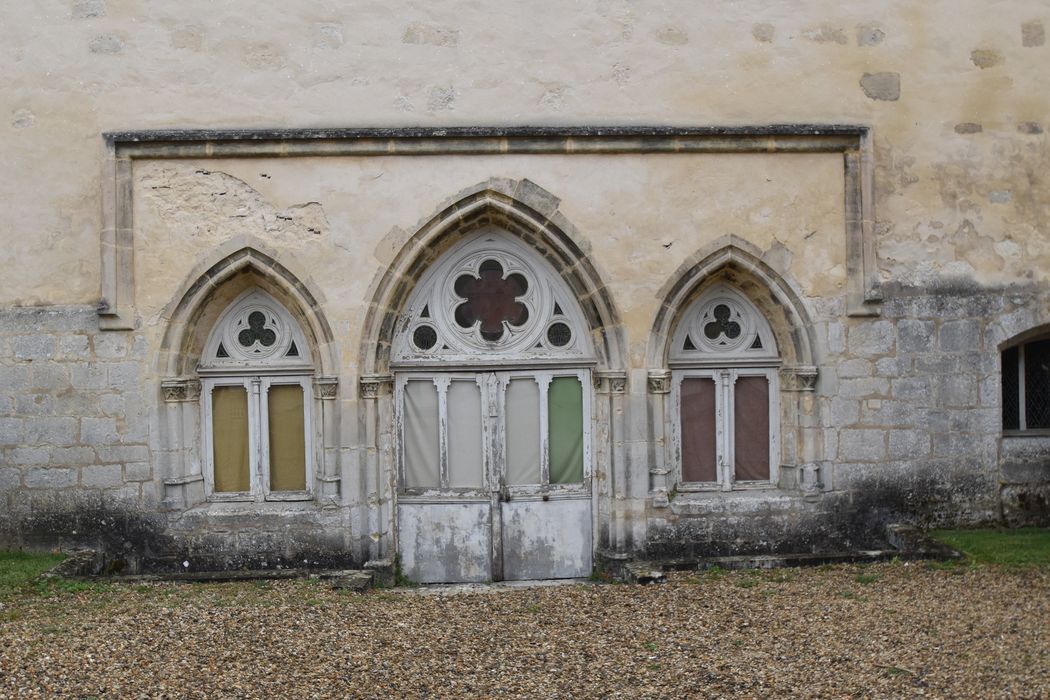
[647,369,671,394]
[314,376,339,400]
[359,373,393,400]
[593,370,627,394]
[780,365,819,392]
[161,378,201,403]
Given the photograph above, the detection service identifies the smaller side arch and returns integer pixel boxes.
[648,236,818,371]
[158,244,337,379]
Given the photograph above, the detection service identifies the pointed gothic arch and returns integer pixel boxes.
[158,245,337,379]
[359,181,625,379]
[648,236,818,373]
[156,244,341,512]
[646,236,823,499]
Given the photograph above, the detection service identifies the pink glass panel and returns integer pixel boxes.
[734,376,770,481]
[680,378,716,482]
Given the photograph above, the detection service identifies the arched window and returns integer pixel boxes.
[670,284,780,490]
[1002,334,1050,432]
[198,290,314,500]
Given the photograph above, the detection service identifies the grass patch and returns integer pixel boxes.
[0,551,66,595]
[930,528,1050,567]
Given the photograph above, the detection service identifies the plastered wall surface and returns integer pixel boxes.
[2,1,1049,305]
[1,1,1048,570]
[131,154,846,371]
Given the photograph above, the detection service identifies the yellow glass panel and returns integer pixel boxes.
[212,385,250,492]
[268,384,307,492]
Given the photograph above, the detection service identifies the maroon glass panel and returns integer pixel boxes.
[453,260,529,341]
[734,376,770,481]
[680,378,717,482]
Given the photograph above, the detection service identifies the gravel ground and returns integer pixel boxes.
[0,562,1047,699]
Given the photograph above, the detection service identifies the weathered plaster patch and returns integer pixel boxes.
[954,219,1005,275]
[954,122,982,134]
[139,166,329,241]
[752,23,774,43]
[71,0,105,19]
[169,25,203,51]
[243,43,286,70]
[402,22,459,48]
[994,239,1023,260]
[314,22,344,49]
[876,151,918,195]
[802,25,848,45]
[970,49,1003,69]
[860,72,900,101]
[1017,122,1043,134]
[539,87,567,110]
[88,34,125,54]
[856,23,885,46]
[427,85,457,111]
[653,27,688,45]
[10,109,35,129]
[1022,20,1045,47]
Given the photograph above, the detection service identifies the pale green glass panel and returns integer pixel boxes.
[268,384,307,492]
[548,376,584,484]
[404,380,440,488]
[212,385,250,493]
[506,378,540,485]
[447,380,484,488]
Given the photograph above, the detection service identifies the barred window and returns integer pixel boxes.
[1002,338,1050,432]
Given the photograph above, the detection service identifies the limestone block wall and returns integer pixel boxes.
[0,1,1048,568]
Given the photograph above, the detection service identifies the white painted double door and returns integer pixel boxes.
[396,369,592,583]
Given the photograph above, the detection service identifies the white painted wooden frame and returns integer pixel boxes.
[671,367,780,492]
[396,368,591,502]
[498,368,592,499]
[202,375,314,502]
[260,376,315,501]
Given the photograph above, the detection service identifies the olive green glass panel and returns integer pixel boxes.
[212,385,250,492]
[548,376,584,484]
[268,384,307,492]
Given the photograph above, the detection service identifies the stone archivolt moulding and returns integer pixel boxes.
[98,126,881,330]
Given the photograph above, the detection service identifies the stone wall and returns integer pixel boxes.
[0,1,1048,571]
[0,307,360,571]
[0,307,151,504]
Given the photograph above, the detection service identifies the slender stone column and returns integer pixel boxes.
[314,376,340,502]
[160,378,203,509]
[360,374,393,562]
